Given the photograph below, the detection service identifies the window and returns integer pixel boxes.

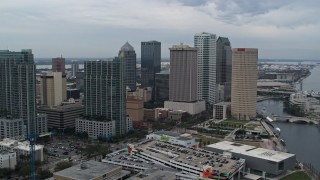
[278,161,284,170]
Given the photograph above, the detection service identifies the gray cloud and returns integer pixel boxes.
[0,0,319,59]
[177,0,209,6]
[207,0,320,27]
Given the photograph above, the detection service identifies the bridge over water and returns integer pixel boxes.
[270,115,319,125]
[257,89,295,97]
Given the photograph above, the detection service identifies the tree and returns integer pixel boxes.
[54,161,73,172]
[18,165,30,178]
[37,169,53,180]
[0,168,12,178]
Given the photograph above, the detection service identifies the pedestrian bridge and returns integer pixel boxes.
[270,115,319,125]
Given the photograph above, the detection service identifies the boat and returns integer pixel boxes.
[275,127,281,134]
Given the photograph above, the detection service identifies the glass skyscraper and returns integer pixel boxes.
[0,49,36,136]
[84,58,127,136]
[119,42,137,91]
[141,41,161,97]
[194,32,217,105]
[216,37,232,102]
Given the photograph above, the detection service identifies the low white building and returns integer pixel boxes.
[0,118,25,140]
[146,131,198,148]
[76,116,133,139]
[214,102,230,120]
[36,113,48,135]
[75,119,116,139]
[0,151,16,169]
[164,101,205,115]
[0,114,48,141]
[0,138,44,162]
[290,92,320,113]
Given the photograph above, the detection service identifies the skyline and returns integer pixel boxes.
[1,0,319,59]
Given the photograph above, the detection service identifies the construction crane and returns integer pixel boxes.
[29,133,36,180]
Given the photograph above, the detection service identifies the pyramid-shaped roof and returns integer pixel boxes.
[120,42,134,51]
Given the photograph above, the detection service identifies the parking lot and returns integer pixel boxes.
[46,140,81,159]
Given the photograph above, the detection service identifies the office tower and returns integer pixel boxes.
[40,72,67,107]
[231,48,258,120]
[194,32,217,105]
[0,49,36,136]
[52,56,65,74]
[155,71,169,103]
[83,58,127,136]
[141,41,161,98]
[119,42,137,91]
[38,104,84,131]
[164,45,205,115]
[169,44,198,102]
[216,37,232,102]
[71,60,79,77]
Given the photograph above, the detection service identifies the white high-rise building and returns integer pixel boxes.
[194,32,217,105]
[71,60,79,78]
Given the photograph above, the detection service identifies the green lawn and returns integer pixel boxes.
[280,171,311,180]
[224,118,250,125]
[193,134,220,146]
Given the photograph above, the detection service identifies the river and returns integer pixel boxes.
[257,65,320,170]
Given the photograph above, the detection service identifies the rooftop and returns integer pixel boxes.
[215,102,231,106]
[0,138,43,151]
[128,168,177,180]
[257,80,291,87]
[103,140,245,180]
[38,103,84,110]
[120,42,134,51]
[206,141,295,162]
[170,44,197,51]
[54,160,129,180]
[153,131,180,137]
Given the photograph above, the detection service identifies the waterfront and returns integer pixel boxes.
[257,65,320,170]
[257,99,320,170]
[301,66,320,92]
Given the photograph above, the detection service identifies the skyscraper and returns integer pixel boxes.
[231,48,258,120]
[84,58,127,136]
[169,44,198,102]
[141,41,161,97]
[164,44,205,115]
[194,32,217,105]
[71,60,79,77]
[216,37,232,102]
[52,56,65,74]
[119,42,137,91]
[155,71,169,103]
[0,49,36,136]
[40,72,67,106]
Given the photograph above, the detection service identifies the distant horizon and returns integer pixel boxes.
[34,57,320,62]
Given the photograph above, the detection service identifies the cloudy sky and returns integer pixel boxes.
[0,0,319,59]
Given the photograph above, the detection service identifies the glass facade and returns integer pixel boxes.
[141,41,161,96]
[216,37,232,102]
[194,33,216,105]
[84,58,126,136]
[119,42,137,91]
[155,72,169,103]
[0,49,36,136]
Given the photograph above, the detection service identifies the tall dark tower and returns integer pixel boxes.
[216,37,232,102]
[119,42,137,91]
[141,41,161,99]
